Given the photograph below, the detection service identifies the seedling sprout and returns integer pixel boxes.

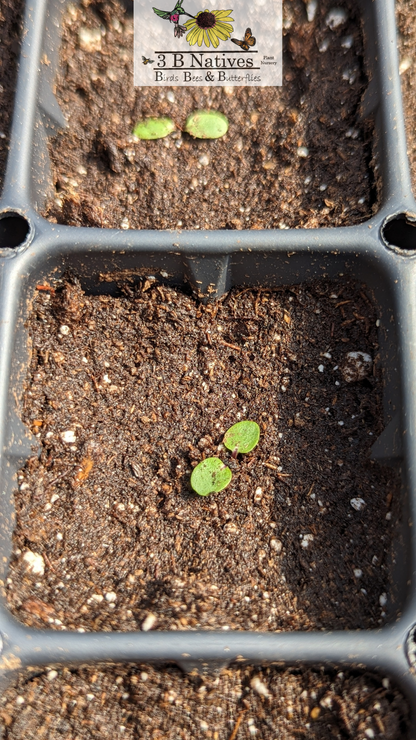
[184,110,229,139]
[190,457,232,497]
[133,117,176,140]
[133,110,228,141]
[223,420,260,457]
[190,421,260,495]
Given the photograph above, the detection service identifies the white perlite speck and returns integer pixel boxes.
[342,351,372,383]
[22,551,45,577]
[199,154,210,167]
[60,430,76,444]
[399,57,412,75]
[353,568,363,578]
[306,0,317,22]
[379,592,387,607]
[318,364,324,373]
[297,146,309,158]
[341,35,354,49]
[105,591,117,603]
[320,695,333,709]
[78,27,102,52]
[350,497,366,511]
[318,37,330,52]
[59,325,70,336]
[270,538,282,554]
[301,534,314,548]
[223,522,239,534]
[254,487,263,502]
[325,8,348,30]
[250,676,271,698]
[91,594,104,603]
[47,670,58,681]
[141,613,157,631]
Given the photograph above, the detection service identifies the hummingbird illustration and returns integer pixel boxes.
[153,0,194,36]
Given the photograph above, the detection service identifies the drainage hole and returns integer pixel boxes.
[0,212,30,249]
[382,214,416,250]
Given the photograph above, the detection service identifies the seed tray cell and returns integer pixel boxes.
[43,0,373,231]
[1,0,416,737]
[0,663,411,739]
[5,277,403,636]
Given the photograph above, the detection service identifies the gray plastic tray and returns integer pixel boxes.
[1,0,416,734]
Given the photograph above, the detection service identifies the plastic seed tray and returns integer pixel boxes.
[1,0,416,734]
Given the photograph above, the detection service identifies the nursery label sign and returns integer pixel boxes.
[134,0,282,86]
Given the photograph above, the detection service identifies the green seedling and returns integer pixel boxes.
[190,457,232,497]
[184,110,229,139]
[133,117,176,140]
[223,420,260,457]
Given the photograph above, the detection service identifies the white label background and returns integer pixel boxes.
[134,0,282,86]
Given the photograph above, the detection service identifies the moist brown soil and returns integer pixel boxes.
[7,278,400,633]
[0,664,409,740]
[0,0,24,194]
[0,3,412,737]
[43,0,375,230]
[396,0,416,195]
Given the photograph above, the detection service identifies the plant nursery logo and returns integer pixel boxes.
[134,0,282,86]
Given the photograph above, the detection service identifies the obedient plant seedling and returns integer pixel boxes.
[190,457,232,497]
[184,110,229,139]
[133,110,228,141]
[223,420,260,458]
[190,421,260,496]
[133,117,176,140]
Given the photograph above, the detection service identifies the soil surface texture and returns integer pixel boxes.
[0,0,24,194]
[43,0,375,230]
[7,279,400,633]
[0,664,409,740]
[397,0,416,195]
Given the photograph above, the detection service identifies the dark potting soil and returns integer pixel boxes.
[43,0,375,230]
[7,279,400,633]
[396,0,416,195]
[0,0,24,194]
[0,664,409,740]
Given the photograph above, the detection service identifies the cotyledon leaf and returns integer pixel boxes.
[190,457,232,496]
[223,420,260,455]
[133,117,176,140]
[184,110,229,139]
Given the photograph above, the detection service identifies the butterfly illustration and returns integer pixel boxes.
[142,55,155,65]
[231,27,256,51]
